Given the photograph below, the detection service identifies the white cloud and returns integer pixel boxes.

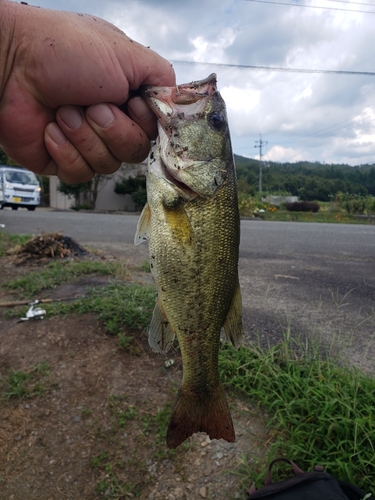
[266,145,307,163]
[28,0,375,165]
[188,28,237,64]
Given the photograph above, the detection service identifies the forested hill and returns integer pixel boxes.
[234,155,375,201]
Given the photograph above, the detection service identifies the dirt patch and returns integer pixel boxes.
[0,257,269,500]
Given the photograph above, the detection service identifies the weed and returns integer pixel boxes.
[92,452,109,468]
[3,260,125,296]
[109,396,138,429]
[0,232,32,256]
[92,450,140,498]
[96,476,140,499]
[263,210,362,224]
[45,282,156,334]
[140,402,182,460]
[1,362,51,399]
[218,338,375,493]
[118,333,142,355]
[137,260,151,273]
[118,333,133,349]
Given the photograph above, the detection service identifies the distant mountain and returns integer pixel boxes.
[233,154,375,200]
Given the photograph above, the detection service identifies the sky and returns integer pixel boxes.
[27,0,375,165]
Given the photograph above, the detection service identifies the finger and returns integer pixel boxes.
[44,122,96,183]
[125,43,176,89]
[56,105,121,174]
[86,103,151,163]
[126,96,158,140]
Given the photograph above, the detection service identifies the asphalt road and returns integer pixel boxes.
[2,208,375,371]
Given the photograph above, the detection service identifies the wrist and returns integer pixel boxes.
[0,1,17,99]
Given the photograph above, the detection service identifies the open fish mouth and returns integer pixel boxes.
[160,157,197,197]
[142,74,217,128]
[151,142,198,199]
[144,74,225,199]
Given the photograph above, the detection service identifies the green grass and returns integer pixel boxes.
[261,210,363,224]
[1,362,51,399]
[137,260,151,272]
[91,399,178,497]
[218,337,375,494]
[109,395,138,428]
[4,260,125,296]
[0,232,32,256]
[45,282,156,335]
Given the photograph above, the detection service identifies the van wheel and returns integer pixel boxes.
[11,206,18,210]
[27,207,36,211]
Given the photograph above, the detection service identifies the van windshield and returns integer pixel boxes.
[4,170,38,185]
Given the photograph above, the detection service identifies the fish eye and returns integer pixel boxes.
[208,111,225,130]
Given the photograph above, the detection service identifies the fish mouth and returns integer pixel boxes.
[142,74,217,123]
[160,160,197,199]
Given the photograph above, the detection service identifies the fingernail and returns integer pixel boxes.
[46,122,67,145]
[87,104,115,128]
[58,105,83,130]
[128,97,153,121]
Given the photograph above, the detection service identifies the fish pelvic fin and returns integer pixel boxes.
[148,297,176,353]
[222,276,244,348]
[134,202,151,246]
[166,383,235,449]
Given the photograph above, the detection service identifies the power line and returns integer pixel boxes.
[171,60,375,76]
[329,0,375,7]
[243,0,375,14]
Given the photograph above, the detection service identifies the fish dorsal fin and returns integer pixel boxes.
[134,202,151,246]
[222,277,244,349]
[149,297,176,353]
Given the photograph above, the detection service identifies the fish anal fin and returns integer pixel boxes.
[134,202,151,246]
[148,298,175,353]
[222,277,244,348]
[166,384,235,449]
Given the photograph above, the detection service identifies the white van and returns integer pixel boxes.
[0,166,41,211]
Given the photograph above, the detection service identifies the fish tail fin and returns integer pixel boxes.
[166,384,235,449]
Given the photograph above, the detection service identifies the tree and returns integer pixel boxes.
[114,175,147,209]
[57,175,108,210]
[58,180,91,208]
[0,147,8,165]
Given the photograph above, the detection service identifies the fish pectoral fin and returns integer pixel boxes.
[134,202,151,246]
[166,383,235,449]
[148,298,175,353]
[222,277,244,349]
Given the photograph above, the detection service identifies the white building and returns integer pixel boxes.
[49,162,147,212]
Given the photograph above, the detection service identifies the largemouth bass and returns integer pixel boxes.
[135,74,244,449]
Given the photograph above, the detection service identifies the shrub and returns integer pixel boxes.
[336,193,368,215]
[286,201,320,213]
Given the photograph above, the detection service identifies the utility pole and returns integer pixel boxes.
[254,134,267,198]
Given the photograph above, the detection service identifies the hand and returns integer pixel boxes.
[0,1,175,183]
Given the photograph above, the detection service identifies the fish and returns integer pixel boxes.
[134,73,244,449]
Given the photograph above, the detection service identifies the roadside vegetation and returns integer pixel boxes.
[238,192,375,223]
[4,259,129,296]
[219,339,375,493]
[0,232,31,257]
[1,240,374,497]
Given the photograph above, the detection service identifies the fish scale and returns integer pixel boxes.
[135,73,244,448]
